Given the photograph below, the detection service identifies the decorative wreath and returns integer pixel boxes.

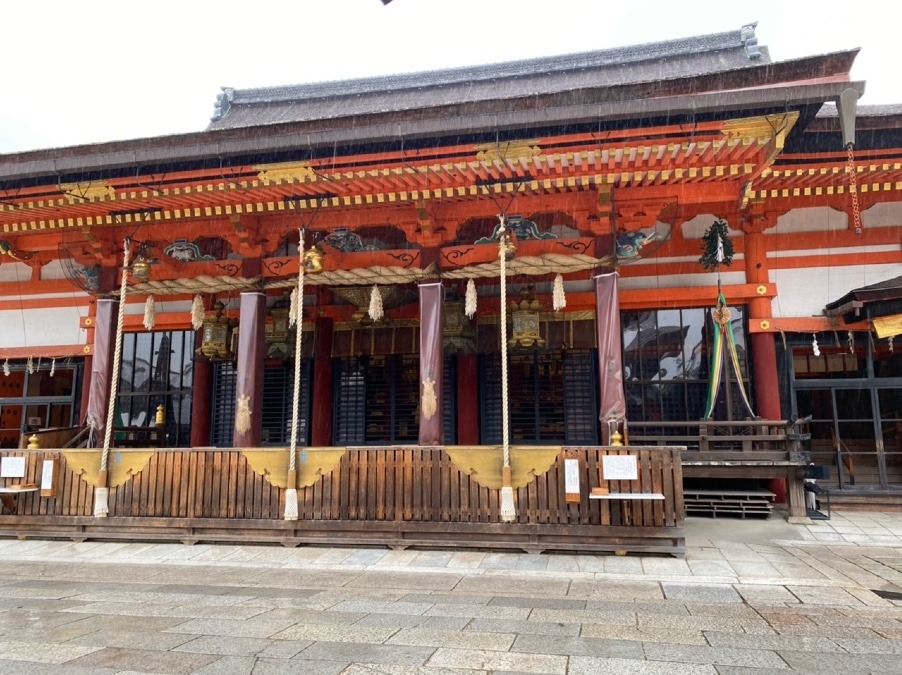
[699,218,735,272]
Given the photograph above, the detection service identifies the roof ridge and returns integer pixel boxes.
[211,24,761,121]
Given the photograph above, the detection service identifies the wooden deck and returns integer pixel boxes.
[0,446,685,555]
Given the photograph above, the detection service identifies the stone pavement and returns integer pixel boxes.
[0,510,900,674]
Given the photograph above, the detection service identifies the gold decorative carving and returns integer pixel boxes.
[256,162,316,183]
[59,181,116,201]
[476,140,541,162]
[759,320,771,330]
[720,112,799,142]
[445,446,562,490]
[242,448,347,488]
[63,450,154,488]
[756,285,768,295]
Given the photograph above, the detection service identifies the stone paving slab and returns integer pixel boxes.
[0,509,900,672]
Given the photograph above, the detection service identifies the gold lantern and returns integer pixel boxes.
[508,287,545,348]
[197,301,236,360]
[443,300,476,353]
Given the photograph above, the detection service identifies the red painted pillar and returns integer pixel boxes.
[190,333,212,448]
[311,317,334,447]
[457,353,479,444]
[745,227,785,501]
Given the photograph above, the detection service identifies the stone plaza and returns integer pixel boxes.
[0,510,900,673]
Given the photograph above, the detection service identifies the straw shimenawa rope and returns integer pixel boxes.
[95,239,131,517]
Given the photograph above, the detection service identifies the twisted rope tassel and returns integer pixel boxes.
[465,278,477,319]
[497,215,516,522]
[95,239,131,517]
[190,294,205,330]
[285,227,306,520]
[368,284,384,321]
[552,273,566,311]
[143,295,156,330]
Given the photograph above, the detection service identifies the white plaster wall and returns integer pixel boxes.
[681,214,743,239]
[0,306,86,348]
[771,263,902,318]
[861,201,902,228]
[619,270,746,290]
[0,262,33,283]
[767,206,847,235]
[122,299,192,316]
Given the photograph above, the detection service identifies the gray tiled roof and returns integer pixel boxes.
[209,24,767,130]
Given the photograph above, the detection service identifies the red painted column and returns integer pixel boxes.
[190,333,212,448]
[457,353,479,444]
[745,226,785,501]
[311,317,334,447]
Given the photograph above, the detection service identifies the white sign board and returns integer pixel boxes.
[564,458,580,492]
[0,456,26,478]
[41,460,55,490]
[602,454,638,481]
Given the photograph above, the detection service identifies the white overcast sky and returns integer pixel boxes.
[0,0,894,154]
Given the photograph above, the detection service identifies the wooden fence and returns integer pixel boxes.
[0,445,684,554]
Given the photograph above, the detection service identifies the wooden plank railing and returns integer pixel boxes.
[628,418,810,461]
[0,446,684,553]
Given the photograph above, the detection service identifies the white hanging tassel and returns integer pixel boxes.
[191,294,205,331]
[143,295,156,331]
[50,358,56,377]
[26,357,34,374]
[421,377,437,419]
[284,487,299,520]
[812,334,820,357]
[368,285,384,322]
[236,395,252,435]
[93,486,109,517]
[465,278,477,319]
[288,287,299,327]
[2,359,8,376]
[552,273,566,312]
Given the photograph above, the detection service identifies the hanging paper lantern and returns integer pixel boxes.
[190,295,205,331]
[2,359,9,377]
[552,273,566,312]
[812,334,820,357]
[368,285,384,322]
[465,278,477,319]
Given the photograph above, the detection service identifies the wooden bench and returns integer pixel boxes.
[683,489,775,518]
[0,484,40,514]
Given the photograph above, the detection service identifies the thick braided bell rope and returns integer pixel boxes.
[284,230,306,521]
[95,240,131,516]
[498,215,516,522]
[498,220,510,471]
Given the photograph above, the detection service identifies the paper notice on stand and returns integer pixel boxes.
[564,458,581,502]
[602,454,638,481]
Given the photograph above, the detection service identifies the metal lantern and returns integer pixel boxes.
[131,256,152,282]
[443,300,476,353]
[198,301,235,360]
[509,287,545,348]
